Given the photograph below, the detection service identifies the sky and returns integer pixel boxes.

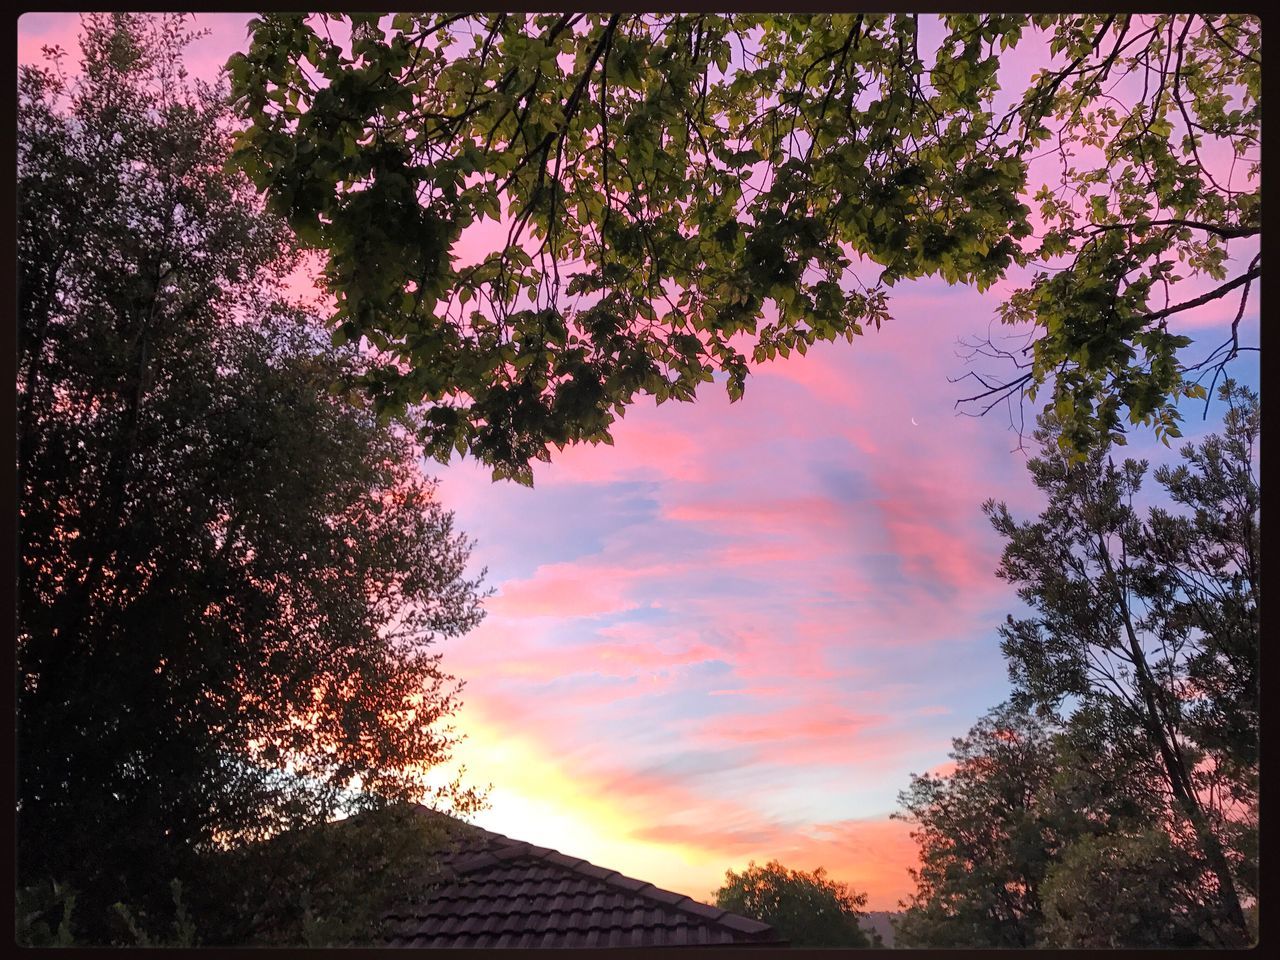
[18,12,1261,910]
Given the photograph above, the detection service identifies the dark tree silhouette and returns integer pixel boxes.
[17,15,485,942]
[715,860,876,948]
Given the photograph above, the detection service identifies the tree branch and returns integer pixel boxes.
[1141,264,1261,325]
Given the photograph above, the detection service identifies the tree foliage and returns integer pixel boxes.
[17,14,486,942]
[191,804,468,946]
[228,13,1258,482]
[984,381,1257,944]
[1039,829,1223,948]
[714,860,876,948]
[895,703,1236,948]
[898,385,1257,948]
[974,15,1259,453]
[894,705,1060,948]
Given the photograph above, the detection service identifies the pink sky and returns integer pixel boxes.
[19,13,1261,911]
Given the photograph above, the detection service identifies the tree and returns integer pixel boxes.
[895,701,1226,948]
[898,392,1257,949]
[227,14,1258,482]
[714,860,876,948]
[1149,387,1260,800]
[983,382,1258,946]
[17,15,486,942]
[894,704,1063,948]
[1040,829,1226,948]
[189,803,468,947]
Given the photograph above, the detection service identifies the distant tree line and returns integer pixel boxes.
[894,386,1259,948]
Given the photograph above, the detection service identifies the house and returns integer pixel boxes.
[382,808,783,948]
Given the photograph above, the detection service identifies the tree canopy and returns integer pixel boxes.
[985,382,1257,944]
[898,385,1258,948]
[895,705,1061,948]
[894,702,1238,948]
[228,13,1258,482]
[17,14,485,942]
[714,860,877,948]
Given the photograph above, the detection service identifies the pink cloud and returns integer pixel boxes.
[673,690,952,775]
[702,619,844,684]
[698,704,887,746]
[478,633,725,685]
[875,492,990,595]
[665,494,856,539]
[754,348,865,411]
[536,414,711,486]
[488,559,684,618]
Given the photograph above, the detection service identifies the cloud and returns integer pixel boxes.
[627,814,922,910]
[538,416,712,486]
[488,561,657,618]
[754,348,865,412]
[468,627,727,686]
[695,703,888,746]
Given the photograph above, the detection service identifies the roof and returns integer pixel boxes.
[382,808,782,948]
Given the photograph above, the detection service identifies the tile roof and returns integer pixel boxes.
[382,807,781,948]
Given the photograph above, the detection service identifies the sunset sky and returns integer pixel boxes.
[18,13,1261,910]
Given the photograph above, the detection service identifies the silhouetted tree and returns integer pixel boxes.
[715,860,876,947]
[17,15,485,942]
[984,384,1257,945]
[896,703,1234,948]
[895,705,1061,948]
[1040,829,1223,947]
[898,388,1257,948]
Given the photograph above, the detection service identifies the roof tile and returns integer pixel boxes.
[571,861,617,881]
[603,874,648,892]
[679,899,727,921]
[718,912,775,935]
[544,850,585,870]
[381,808,780,949]
[639,886,688,906]
[451,851,500,873]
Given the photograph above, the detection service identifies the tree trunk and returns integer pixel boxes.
[1098,537,1250,944]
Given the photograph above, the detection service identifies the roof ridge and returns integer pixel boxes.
[402,806,776,942]
[463,842,774,939]
[408,804,522,845]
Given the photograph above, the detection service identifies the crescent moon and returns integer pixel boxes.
[911,417,919,426]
